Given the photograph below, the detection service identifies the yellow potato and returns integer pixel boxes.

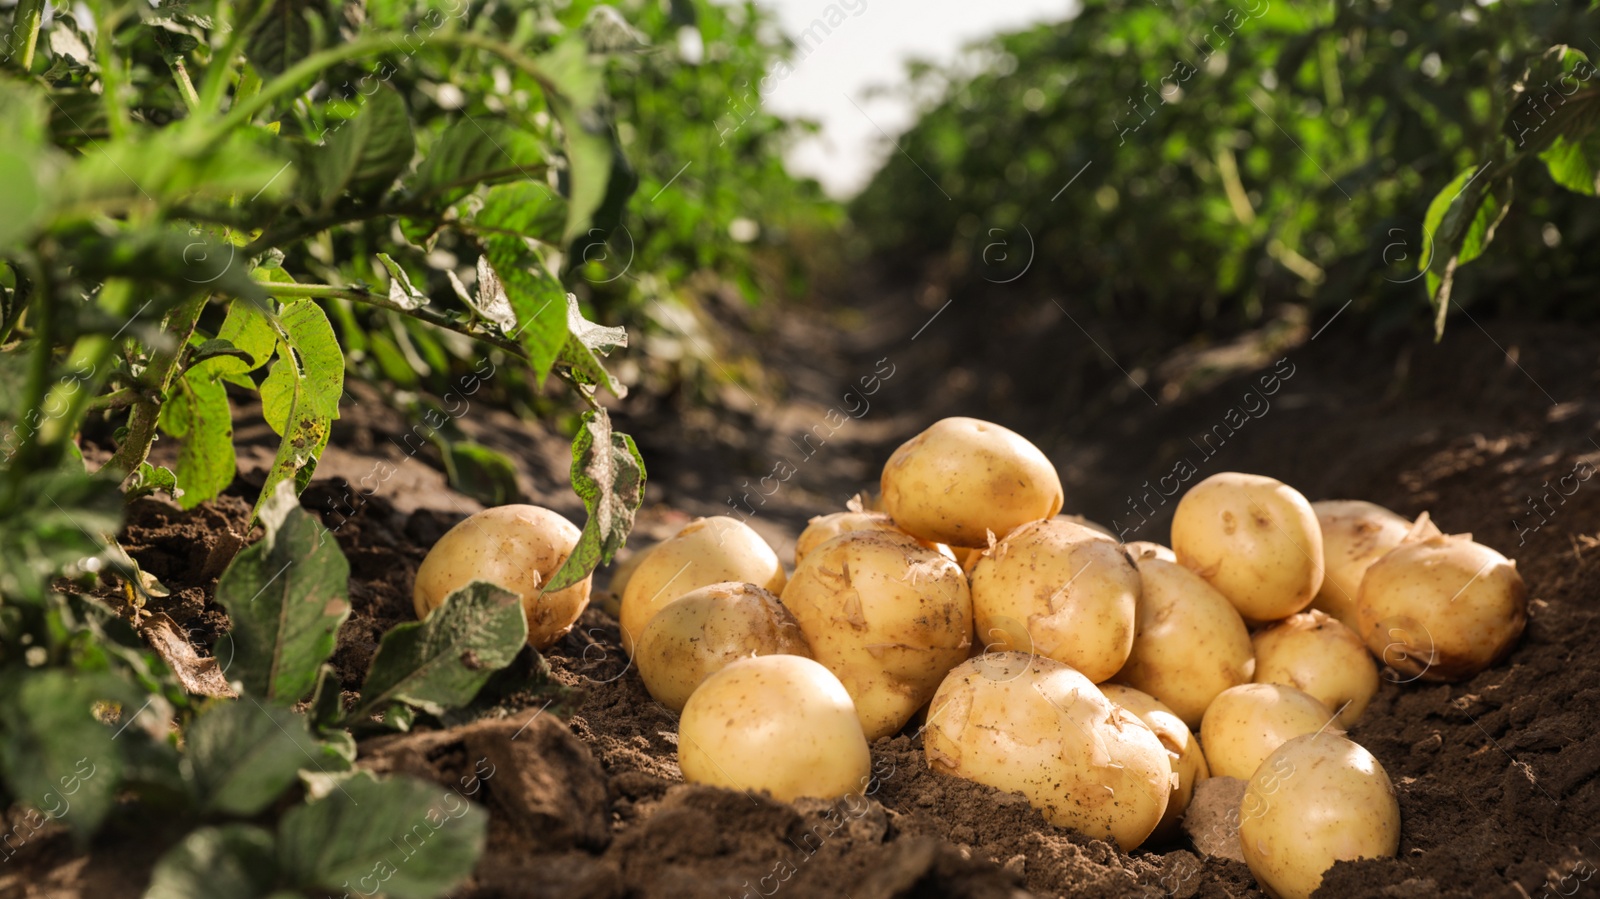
[1172,473,1324,622]
[793,511,948,567]
[634,582,813,712]
[1114,555,1255,729]
[1252,610,1378,727]
[413,504,589,650]
[678,655,871,802]
[1099,684,1209,842]
[924,652,1172,850]
[1059,514,1118,540]
[781,530,973,740]
[880,417,1064,547]
[1125,541,1177,563]
[969,519,1139,683]
[619,516,786,656]
[1354,533,1526,683]
[1199,683,1339,780]
[1238,734,1400,899]
[1311,501,1436,629]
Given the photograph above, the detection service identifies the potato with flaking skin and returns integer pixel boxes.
[780,529,973,740]
[969,518,1139,683]
[1100,684,1209,841]
[634,582,813,712]
[1114,554,1255,729]
[678,654,872,802]
[1199,683,1339,780]
[1252,610,1378,727]
[924,652,1172,850]
[880,417,1064,548]
[1172,473,1324,622]
[1354,533,1527,683]
[619,516,786,656]
[1311,501,1438,629]
[794,511,950,567]
[1238,734,1401,899]
[413,504,590,650]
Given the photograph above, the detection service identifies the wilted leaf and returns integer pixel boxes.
[140,613,236,699]
[545,409,644,591]
[480,236,568,381]
[215,481,351,703]
[377,253,428,311]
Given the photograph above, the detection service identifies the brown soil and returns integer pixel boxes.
[6,282,1599,899]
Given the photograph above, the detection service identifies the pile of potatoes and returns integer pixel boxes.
[412,416,1528,899]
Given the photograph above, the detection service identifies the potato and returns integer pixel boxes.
[1059,514,1118,540]
[1171,473,1324,622]
[969,519,1139,682]
[1252,610,1378,727]
[619,516,787,656]
[1114,555,1254,729]
[924,652,1172,850]
[634,582,813,712]
[678,655,871,802]
[1100,684,1209,841]
[781,530,973,740]
[1354,533,1526,682]
[1311,501,1438,629]
[881,417,1064,547]
[1238,733,1400,899]
[1125,541,1178,563]
[413,504,589,650]
[793,511,950,567]
[1199,683,1339,780]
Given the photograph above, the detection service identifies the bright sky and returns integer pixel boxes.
[753,0,1078,198]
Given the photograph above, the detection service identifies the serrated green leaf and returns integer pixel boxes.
[480,236,568,381]
[546,409,644,592]
[144,825,278,899]
[246,0,312,77]
[347,581,527,721]
[277,772,486,899]
[215,481,351,704]
[308,86,415,207]
[376,253,428,311]
[188,701,345,815]
[256,296,344,518]
[0,670,134,839]
[158,366,235,510]
[406,118,548,211]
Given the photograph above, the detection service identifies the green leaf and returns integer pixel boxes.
[442,441,520,506]
[127,462,183,502]
[308,665,346,732]
[376,253,428,311]
[406,118,548,211]
[0,83,51,251]
[215,481,352,704]
[246,0,312,77]
[188,338,256,370]
[348,581,527,721]
[0,670,135,838]
[144,825,278,899]
[535,38,616,246]
[211,300,278,384]
[0,461,123,603]
[158,366,236,510]
[308,86,416,207]
[1419,166,1512,337]
[546,408,645,592]
[1540,133,1600,195]
[256,296,344,518]
[479,236,568,381]
[187,701,346,815]
[277,772,486,899]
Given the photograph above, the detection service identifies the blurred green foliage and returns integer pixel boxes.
[852,0,1600,336]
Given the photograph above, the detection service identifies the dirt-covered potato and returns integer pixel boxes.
[969,518,1139,682]
[1171,473,1324,622]
[678,655,871,802]
[1252,610,1378,727]
[1125,541,1178,563]
[793,511,948,567]
[413,504,589,650]
[1354,533,1527,682]
[634,582,813,712]
[1311,501,1437,629]
[1238,734,1401,899]
[619,516,787,656]
[1199,683,1339,780]
[924,652,1172,850]
[880,417,1064,547]
[781,530,973,740]
[1114,555,1255,728]
[1100,684,1209,841]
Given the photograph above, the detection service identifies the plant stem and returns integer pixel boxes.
[88,387,142,412]
[8,0,45,73]
[94,8,132,143]
[104,293,210,479]
[167,55,202,112]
